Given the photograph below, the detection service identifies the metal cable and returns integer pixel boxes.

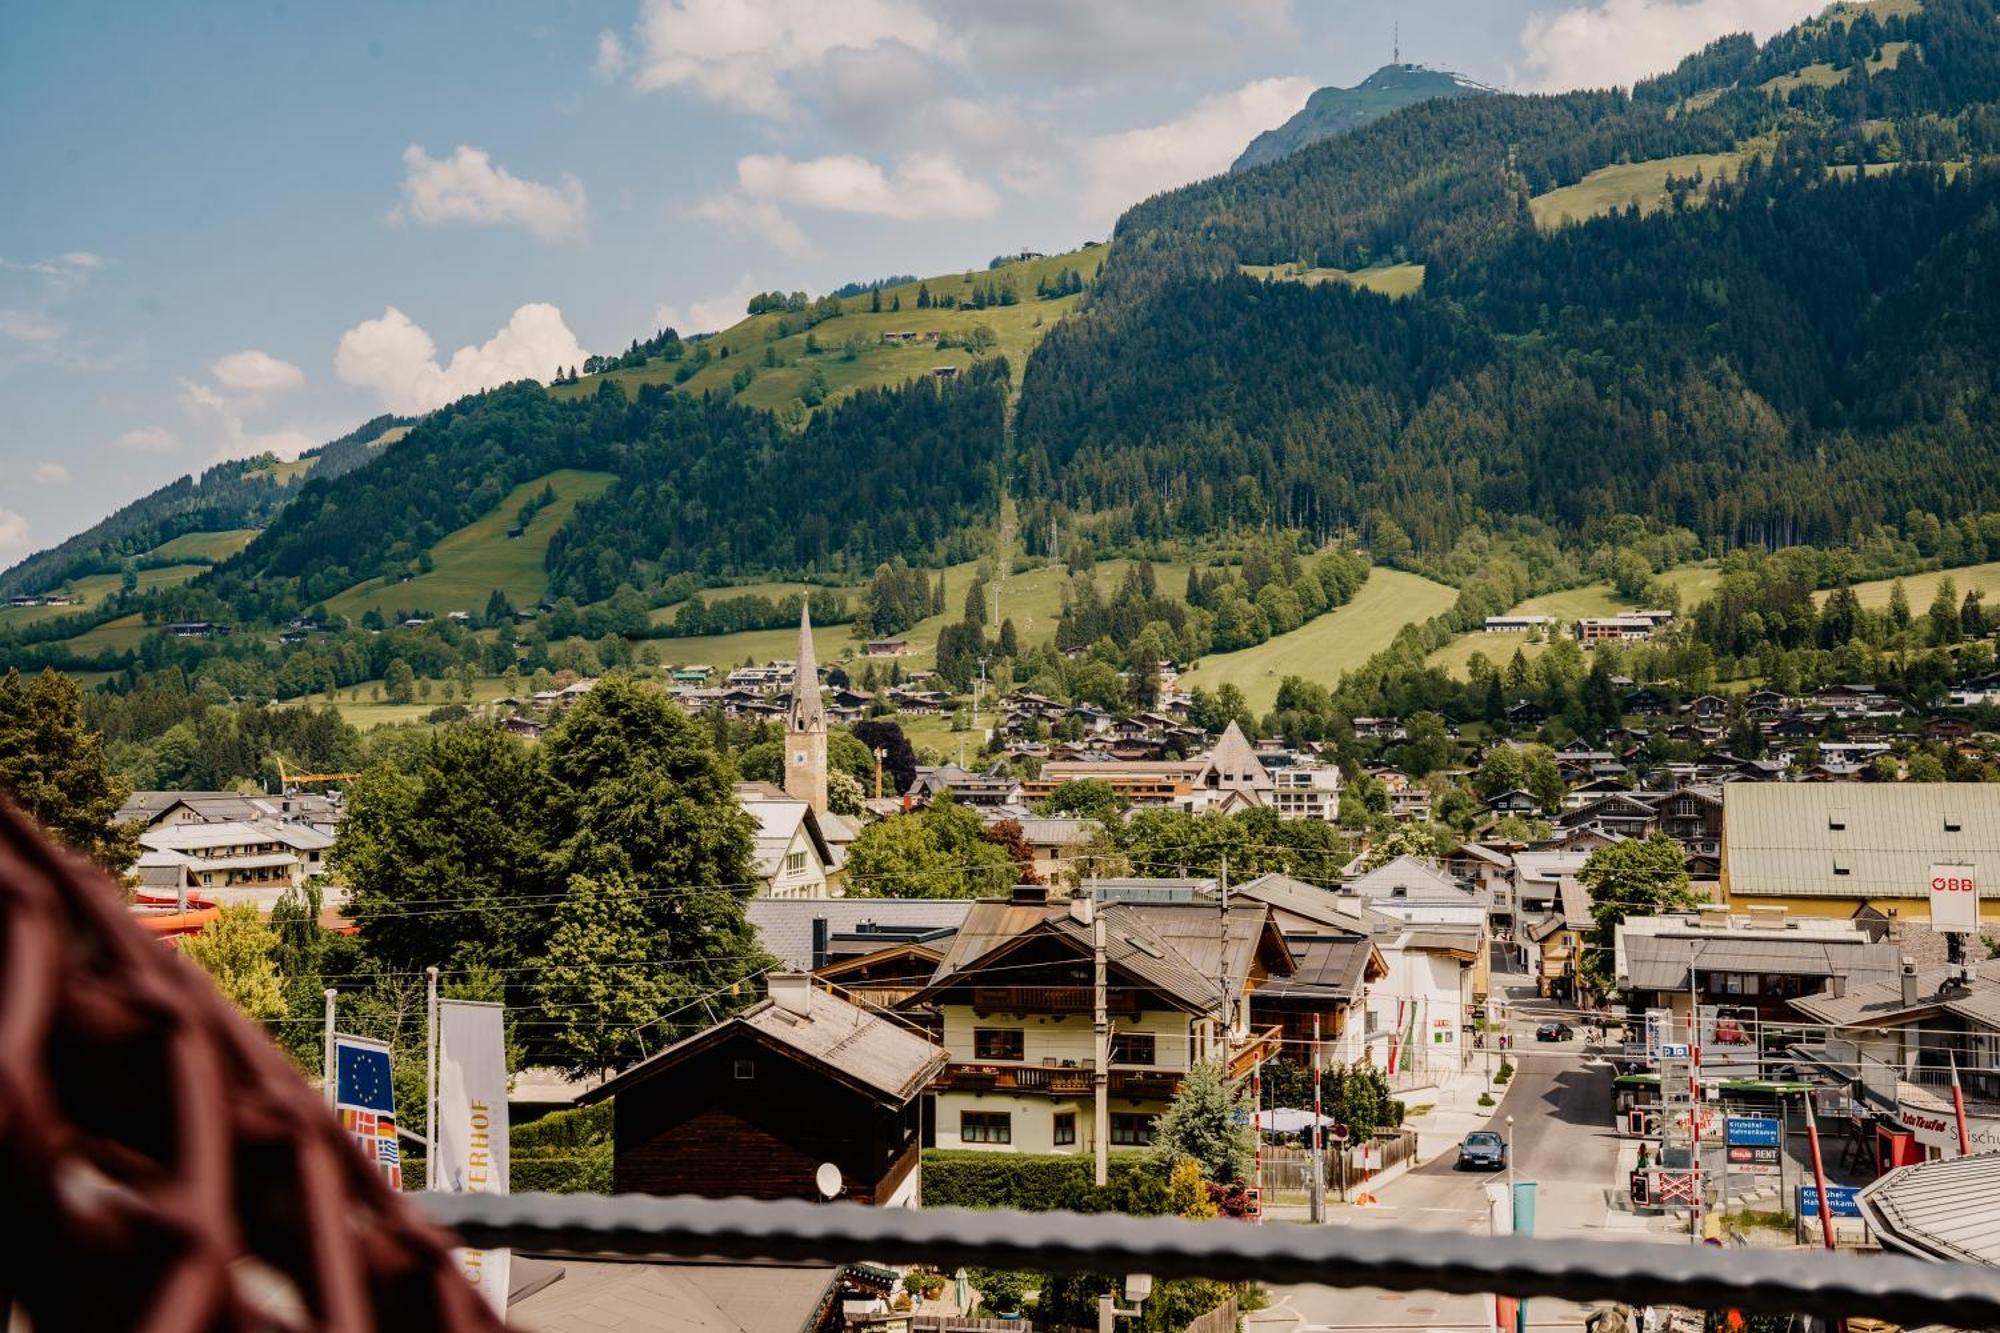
[415,1191,2000,1328]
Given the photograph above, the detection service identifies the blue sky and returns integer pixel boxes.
[0,0,1828,560]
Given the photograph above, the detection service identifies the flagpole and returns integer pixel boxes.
[426,965,440,1190]
[322,987,337,1110]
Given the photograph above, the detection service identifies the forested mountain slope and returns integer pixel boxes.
[1,415,405,598]
[207,362,1008,618]
[1015,0,2000,558]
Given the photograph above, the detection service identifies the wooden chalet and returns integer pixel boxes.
[584,976,945,1206]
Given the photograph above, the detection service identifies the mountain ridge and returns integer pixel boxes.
[1231,64,1494,173]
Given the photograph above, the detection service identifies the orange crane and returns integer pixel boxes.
[275,757,362,791]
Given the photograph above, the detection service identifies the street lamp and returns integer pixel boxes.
[1505,1114,1516,1194]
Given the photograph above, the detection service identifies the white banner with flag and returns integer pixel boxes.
[437,999,510,1315]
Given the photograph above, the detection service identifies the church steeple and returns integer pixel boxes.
[784,596,828,812]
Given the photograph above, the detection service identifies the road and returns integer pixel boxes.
[1257,972,1636,1332]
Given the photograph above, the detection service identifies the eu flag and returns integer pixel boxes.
[336,1038,395,1113]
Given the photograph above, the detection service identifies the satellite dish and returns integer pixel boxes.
[815,1162,844,1200]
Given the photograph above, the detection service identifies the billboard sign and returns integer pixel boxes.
[1928,864,1980,935]
[1698,1007,1759,1077]
[436,999,510,1316]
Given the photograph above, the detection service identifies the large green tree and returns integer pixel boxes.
[0,667,139,874]
[179,903,288,1021]
[844,799,1018,897]
[1577,833,1699,995]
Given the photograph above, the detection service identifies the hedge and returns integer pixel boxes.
[922,1150,1157,1212]
[401,1101,613,1194]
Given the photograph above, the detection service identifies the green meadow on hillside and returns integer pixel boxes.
[1821,560,2000,610]
[1530,149,1759,229]
[147,529,261,562]
[323,469,615,624]
[1177,569,1457,713]
[556,245,1109,415]
[0,563,209,629]
[1240,262,1427,298]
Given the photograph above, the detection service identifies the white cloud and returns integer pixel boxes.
[943,0,1295,79]
[393,145,589,243]
[623,0,950,116]
[692,193,818,257]
[0,309,63,343]
[1518,0,1820,91]
[115,426,179,453]
[1079,76,1315,222]
[209,348,305,397]
[30,463,69,484]
[59,251,105,271]
[179,379,317,463]
[335,303,589,414]
[655,273,763,335]
[594,28,628,80]
[0,509,28,560]
[736,152,1000,220]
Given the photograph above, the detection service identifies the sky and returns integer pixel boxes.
[0,0,1834,562]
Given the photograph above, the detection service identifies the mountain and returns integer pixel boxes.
[11,0,2000,677]
[1231,64,1492,173]
[0,415,407,598]
[1016,0,1998,557]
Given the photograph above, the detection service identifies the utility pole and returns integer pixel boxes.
[322,988,337,1111]
[425,965,439,1184]
[975,657,990,733]
[872,747,886,801]
[1310,1013,1325,1223]
[1094,911,1110,1188]
[1216,855,1232,1046]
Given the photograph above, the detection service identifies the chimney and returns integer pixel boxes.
[1901,957,1919,1009]
[1069,896,1095,927]
[811,917,830,972]
[770,972,813,1017]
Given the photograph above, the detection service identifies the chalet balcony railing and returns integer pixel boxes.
[933,1061,1183,1098]
[972,986,1137,1016]
[1225,1024,1284,1080]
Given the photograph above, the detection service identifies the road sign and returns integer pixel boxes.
[1725,1116,1781,1147]
[1797,1185,1863,1219]
[1656,1170,1700,1206]
[1928,863,1980,934]
[1659,1043,1691,1059]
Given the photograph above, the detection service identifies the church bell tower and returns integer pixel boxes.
[785,598,829,814]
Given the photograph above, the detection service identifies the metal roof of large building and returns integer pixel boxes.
[1723,783,2000,901]
[744,899,975,970]
[1621,930,1899,992]
[1861,1151,2000,1266]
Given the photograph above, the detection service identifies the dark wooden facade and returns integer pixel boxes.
[608,1024,923,1205]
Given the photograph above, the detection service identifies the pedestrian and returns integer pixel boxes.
[1637,1143,1651,1170]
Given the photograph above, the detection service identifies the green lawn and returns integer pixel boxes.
[1427,629,1551,678]
[1821,560,2000,611]
[1530,148,1757,230]
[557,245,1109,415]
[147,529,261,562]
[323,469,616,624]
[1657,562,1723,606]
[246,457,317,486]
[1177,568,1457,713]
[300,672,526,730]
[1513,582,1626,618]
[1241,262,1426,298]
[64,613,152,655]
[0,563,210,631]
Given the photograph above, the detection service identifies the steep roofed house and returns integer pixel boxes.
[897,890,1291,1156]
[584,976,944,1206]
[737,784,837,899]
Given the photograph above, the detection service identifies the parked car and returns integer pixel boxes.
[1457,1131,1506,1171]
[1536,1021,1573,1042]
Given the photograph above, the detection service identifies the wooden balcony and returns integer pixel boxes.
[971,986,1137,1016]
[932,1061,1184,1099]
[1225,1025,1285,1081]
